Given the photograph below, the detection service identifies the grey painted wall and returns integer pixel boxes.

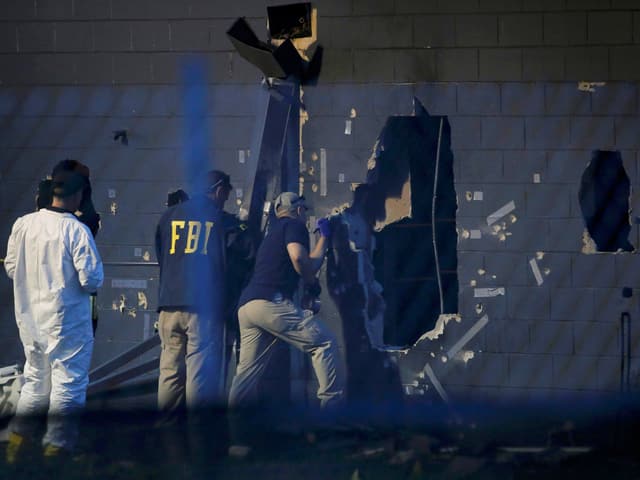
[1,0,640,404]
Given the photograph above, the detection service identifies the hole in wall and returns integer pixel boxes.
[328,100,458,350]
[579,150,634,253]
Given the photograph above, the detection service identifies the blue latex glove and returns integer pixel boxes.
[316,217,331,238]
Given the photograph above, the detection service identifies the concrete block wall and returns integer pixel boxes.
[1,0,640,401]
[302,78,640,398]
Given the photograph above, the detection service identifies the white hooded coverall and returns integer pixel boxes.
[4,208,103,449]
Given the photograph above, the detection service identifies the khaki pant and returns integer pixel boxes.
[157,309,223,413]
[228,299,344,409]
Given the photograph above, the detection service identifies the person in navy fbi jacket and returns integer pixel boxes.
[155,170,232,417]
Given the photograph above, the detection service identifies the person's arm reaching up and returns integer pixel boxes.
[287,218,331,284]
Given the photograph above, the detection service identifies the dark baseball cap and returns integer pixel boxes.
[206,170,232,192]
[51,170,86,198]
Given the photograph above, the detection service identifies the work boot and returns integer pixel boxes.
[228,444,252,459]
[42,442,72,468]
[6,431,28,464]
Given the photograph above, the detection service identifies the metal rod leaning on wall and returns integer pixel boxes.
[88,334,161,383]
[87,358,159,396]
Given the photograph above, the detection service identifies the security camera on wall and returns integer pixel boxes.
[266,3,313,39]
[226,2,322,84]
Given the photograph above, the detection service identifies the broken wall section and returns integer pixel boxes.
[302,81,640,404]
[369,112,458,347]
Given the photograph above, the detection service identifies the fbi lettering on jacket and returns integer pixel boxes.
[170,220,215,255]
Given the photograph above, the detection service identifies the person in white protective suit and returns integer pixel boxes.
[3,169,104,463]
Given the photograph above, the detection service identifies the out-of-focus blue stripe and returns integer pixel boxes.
[182,56,210,194]
[180,56,224,400]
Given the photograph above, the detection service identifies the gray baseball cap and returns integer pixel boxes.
[274,192,307,213]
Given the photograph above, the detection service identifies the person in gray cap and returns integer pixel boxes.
[4,170,104,463]
[227,192,344,456]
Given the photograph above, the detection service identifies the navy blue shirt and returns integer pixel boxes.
[239,217,309,306]
[155,195,225,312]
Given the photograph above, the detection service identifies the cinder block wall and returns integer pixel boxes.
[1,0,640,401]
